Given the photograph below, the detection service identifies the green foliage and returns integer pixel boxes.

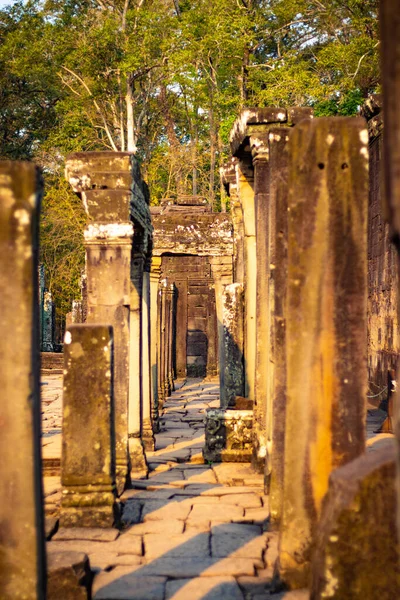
[0,0,379,321]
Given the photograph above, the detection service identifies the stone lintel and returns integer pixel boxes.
[230,107,313,159]
[84,222,134,244]
[152,213,233,257]
[203,408,253,463]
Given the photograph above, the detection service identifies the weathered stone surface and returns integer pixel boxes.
[203,408,253,462]
[211,528,268,559]
[47,548,91,600]
[267,127,290,522]
[222,283,245,407]
[310,441,400,599]
[53,528,119,542]
[61,325,120,528]
[166,576,245,600]
[0,161,46,598]
[141,500,191,522]
[121,500,142,526]
[362,99,399,394]
[93,569,167,600]
[187,503,244,526]
[279,117,368,589]
[126,519,184,536]
[144,532,210,559]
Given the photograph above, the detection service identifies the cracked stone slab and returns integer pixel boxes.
[143,531,210,559]
[53,528,120,542]
[211,531,269,560]
[187,504,244,527]
[126,519,184,536]
[93,569,167,600]
[166,576,245,600]
[141,500,192,521]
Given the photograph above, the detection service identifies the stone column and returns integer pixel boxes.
[150,256,162,429]
[380,0,400,540]
[61,324,120,528]
[84,222,132,495]
[167,283,176,392]
[236,159,256,401]
[0,162,46,599]
[141,261,155,451]
[164,280,172,396]
[250,133,270,471]
[157,279,168,410]
[128,250,148,478]
[42,290,55,351]
[210,256,234,404]
[278,117,368,589]
[267,127,290,523]
[222,283,245,407]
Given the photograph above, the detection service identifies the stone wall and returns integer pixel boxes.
[362,96,400,396]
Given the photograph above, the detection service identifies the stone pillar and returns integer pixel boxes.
[84,222,132,495]
[167,283,176,392]
[0,162,46,599]
[210,256,234,403]
[164,280,172,395]
[150,256,162,429]
[157,279,168,410]
[39,264,45,349]
[380,0,400,541]
[250,133,270,471]
[128,250,148,478]
[141,262,155,451]
[267,127,290,523]
[65,151,152,493]
[42,290,55,351]
[61,324,120,528]
[236,159,256,401]
[278,117,368,589]
[222,283,245,407]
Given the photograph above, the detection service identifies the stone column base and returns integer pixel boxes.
[60,489,120,528]
[129,436,148,479]
[142,419,155,451]
[203,408,253,463]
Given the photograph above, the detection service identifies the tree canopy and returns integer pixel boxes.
[0,0,380,323]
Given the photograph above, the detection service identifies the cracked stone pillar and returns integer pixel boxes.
[222,283,245,407]
[0,162,46,599]
[380,0,400,542]
[61,324,120,528]
[65,152,152,495]
[210,256,233,403]
[141,258,155,451]
[267,127,290,523]
[236,159,256,402]
[164,280,172,396]
[278,117,368,589]
[150,256,162,429]
[129,249,148,478]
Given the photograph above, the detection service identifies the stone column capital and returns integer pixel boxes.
[250,133,270,163]
[83,222,134,246]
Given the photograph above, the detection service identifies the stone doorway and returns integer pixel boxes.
[161,254,218,378]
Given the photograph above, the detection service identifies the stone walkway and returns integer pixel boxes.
[43,376,392,599]
[46,378,305,599]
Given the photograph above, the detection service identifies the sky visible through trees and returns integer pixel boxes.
[0,0,380,322]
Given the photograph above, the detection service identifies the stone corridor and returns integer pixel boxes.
[43,378,304,599]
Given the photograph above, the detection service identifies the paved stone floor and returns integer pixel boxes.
[44,378,308,599]
[42,375,392,599]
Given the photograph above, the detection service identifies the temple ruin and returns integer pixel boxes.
[2,4,400,598]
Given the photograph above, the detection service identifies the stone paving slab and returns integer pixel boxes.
[44,377,284,598]
[165,576,245,600]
